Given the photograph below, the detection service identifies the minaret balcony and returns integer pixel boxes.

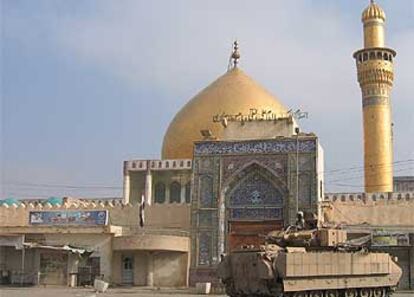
[353,47,396,64]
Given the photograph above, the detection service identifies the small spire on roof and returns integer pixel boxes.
[228,40,241,70]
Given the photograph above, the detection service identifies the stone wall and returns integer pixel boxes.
[153,251,188,287]
[222,118,297,140]
[111,251,188,287]
[323,192,414,226]
[0,202,191,230]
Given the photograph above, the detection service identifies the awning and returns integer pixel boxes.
[0,235,24,249]
[23,242,86,254]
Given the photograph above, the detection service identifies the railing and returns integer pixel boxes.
[126,159,193,171]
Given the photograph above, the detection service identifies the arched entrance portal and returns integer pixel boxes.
[224,164,286,252]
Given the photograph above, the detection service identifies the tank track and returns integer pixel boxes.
[283,287,393,297]
[227,286,394,297]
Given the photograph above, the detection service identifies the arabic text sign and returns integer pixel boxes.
[29,210,108,226]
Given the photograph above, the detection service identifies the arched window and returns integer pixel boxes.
[154,182,166,203]
[376,51,382,60]
[170,182,181,203]
[185,182,192,204]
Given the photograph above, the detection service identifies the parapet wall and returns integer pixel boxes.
[324,192,414,202]
[0,199,191,229]
[322,192,414,227]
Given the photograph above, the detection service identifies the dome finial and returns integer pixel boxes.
[362,0,385,22]
[228,40,241,70]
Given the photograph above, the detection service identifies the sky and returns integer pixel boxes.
[1,0,413,198]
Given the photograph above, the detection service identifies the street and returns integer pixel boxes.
[0,287,413,297]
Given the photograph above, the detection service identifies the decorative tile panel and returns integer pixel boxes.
[198,210,216,227]
[198,232,212,265]
[194,139,316,156]
[298,155,313,171]
[200,175,214,208]
[299,173,312,207]
[222,155,287,183]
[228,172,283,207]
[230,208,283,220]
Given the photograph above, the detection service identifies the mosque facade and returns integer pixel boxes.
[0,0,413,291]
[122,53,325,285]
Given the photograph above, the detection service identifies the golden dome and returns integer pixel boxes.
[362,1,386,22]
[161,67,288,159]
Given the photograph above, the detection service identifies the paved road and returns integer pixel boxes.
[0,287,413,297]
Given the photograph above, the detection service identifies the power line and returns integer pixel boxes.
[2,159,413,196]
[322,159,414,176]
[3,181,122,189]
[4,158,413,189]
[325,166,414,183]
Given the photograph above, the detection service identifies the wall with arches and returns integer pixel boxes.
[151,171,192,204]
[128,169,192,205]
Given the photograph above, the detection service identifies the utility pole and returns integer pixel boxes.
[295,127,300,216]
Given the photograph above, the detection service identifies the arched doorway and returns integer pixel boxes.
[223,164,286,252]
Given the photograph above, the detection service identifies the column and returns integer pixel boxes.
[146,252,154,287]
[123,161,130,204]
[218,192,226,256]
[99,237,113,283]
[180,183,186,204]
[67,253,79,287]
[410,241,414,290]
[0,247,5,268]
[144,168,152,205]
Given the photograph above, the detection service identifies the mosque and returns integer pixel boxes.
[0,0,413,291]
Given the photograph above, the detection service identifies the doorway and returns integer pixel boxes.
[39,251,68,285]
[228,220,283,252]
[121,255,134,285]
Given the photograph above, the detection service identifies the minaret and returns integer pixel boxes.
[353,0,396,193]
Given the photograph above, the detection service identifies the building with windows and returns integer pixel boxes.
[394,176,414,192]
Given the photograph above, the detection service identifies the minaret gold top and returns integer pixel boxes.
[353,1,396,193]
[362,0,386,47]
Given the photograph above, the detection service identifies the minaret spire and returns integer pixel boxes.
[353,1,396,193]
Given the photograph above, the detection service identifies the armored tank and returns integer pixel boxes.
[217,228,402,297]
